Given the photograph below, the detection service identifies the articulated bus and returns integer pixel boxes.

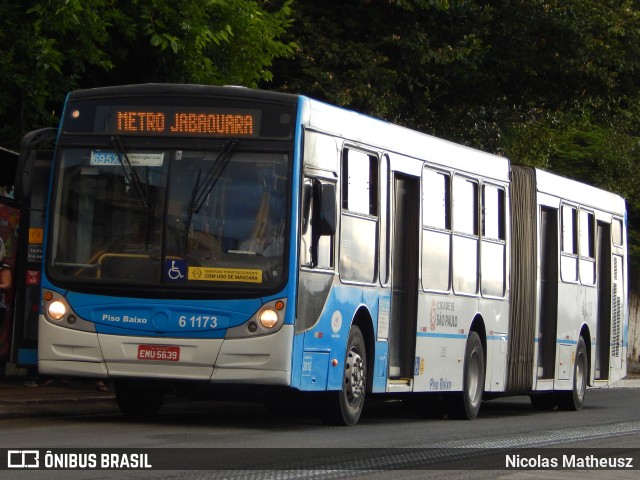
[31,84,627,425]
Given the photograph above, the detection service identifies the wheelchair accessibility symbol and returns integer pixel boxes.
[165,259,187,282]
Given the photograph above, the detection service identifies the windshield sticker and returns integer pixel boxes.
[188,267,262,284]
[164,259,187,282]
[90,151,164,167]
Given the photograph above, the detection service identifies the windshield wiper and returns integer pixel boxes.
[110,135,149,210]
[188,139,238,214]
[184,140,238,249]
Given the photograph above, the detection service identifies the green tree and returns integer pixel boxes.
[270,0,640,276]
[0,0,296,150]
[272,0,640,152]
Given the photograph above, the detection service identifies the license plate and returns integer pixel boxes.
[137,345,180,361]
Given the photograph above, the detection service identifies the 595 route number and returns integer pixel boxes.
[178,315,218,329]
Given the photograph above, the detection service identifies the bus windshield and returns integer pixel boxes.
[49,143,289,292]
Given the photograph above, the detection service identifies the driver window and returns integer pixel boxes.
[301,178,334,269]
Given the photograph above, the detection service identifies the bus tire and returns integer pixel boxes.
[115,380,165,418]
[321,325,367,426]
[558,336,588,411]
[447,331,484,420]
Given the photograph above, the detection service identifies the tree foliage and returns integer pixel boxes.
[272,0,640,151]
[0,0,296,150]
[270,0,640,276]
[2,0,640,276]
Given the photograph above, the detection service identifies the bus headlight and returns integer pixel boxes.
[48,300,67,320]
[225,299,287,338]
[258,308,279,329]
[42,289,96,332]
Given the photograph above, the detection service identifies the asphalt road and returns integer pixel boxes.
[1,384,639,480]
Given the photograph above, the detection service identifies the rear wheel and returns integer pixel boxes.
[558,337,588,411]
[321,325,367,426]
[115,380,165,418]
[447,331,485,420]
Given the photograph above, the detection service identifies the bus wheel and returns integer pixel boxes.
[447,331,484,420]
[558,337,588,411]
[321,325,367,426]
[115,380,165,418]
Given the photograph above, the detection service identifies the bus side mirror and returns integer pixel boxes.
[313,180,336,236]
[301,182,313,235]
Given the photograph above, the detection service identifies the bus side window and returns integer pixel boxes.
[579,210,595,285]
[422,169,451,291]
[339,149,378,283]
[481,184,506,297]
[452,175,479,294]
[612,217,623,246]
[561,205,578,282]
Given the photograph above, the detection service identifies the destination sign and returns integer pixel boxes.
[61,89,296,140]
[65,104,271,138]
[114,110,256,136]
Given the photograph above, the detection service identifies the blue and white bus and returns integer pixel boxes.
[34,84,627,425]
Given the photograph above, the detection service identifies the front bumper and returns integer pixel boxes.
[38,315,293,385]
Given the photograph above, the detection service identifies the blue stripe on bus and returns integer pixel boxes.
[416,332,466,339]
[417,333,509,341]
[487,335,507,341]
[418,334,578,345]
[533,338,578,345]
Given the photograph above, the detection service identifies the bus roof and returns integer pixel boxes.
[301,96,511,182]
[534,168,626,215]
[66,83,298,106]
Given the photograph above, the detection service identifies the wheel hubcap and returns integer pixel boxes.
[576,354,586,399]
[345,348,365,404]
[467,351,481,406]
